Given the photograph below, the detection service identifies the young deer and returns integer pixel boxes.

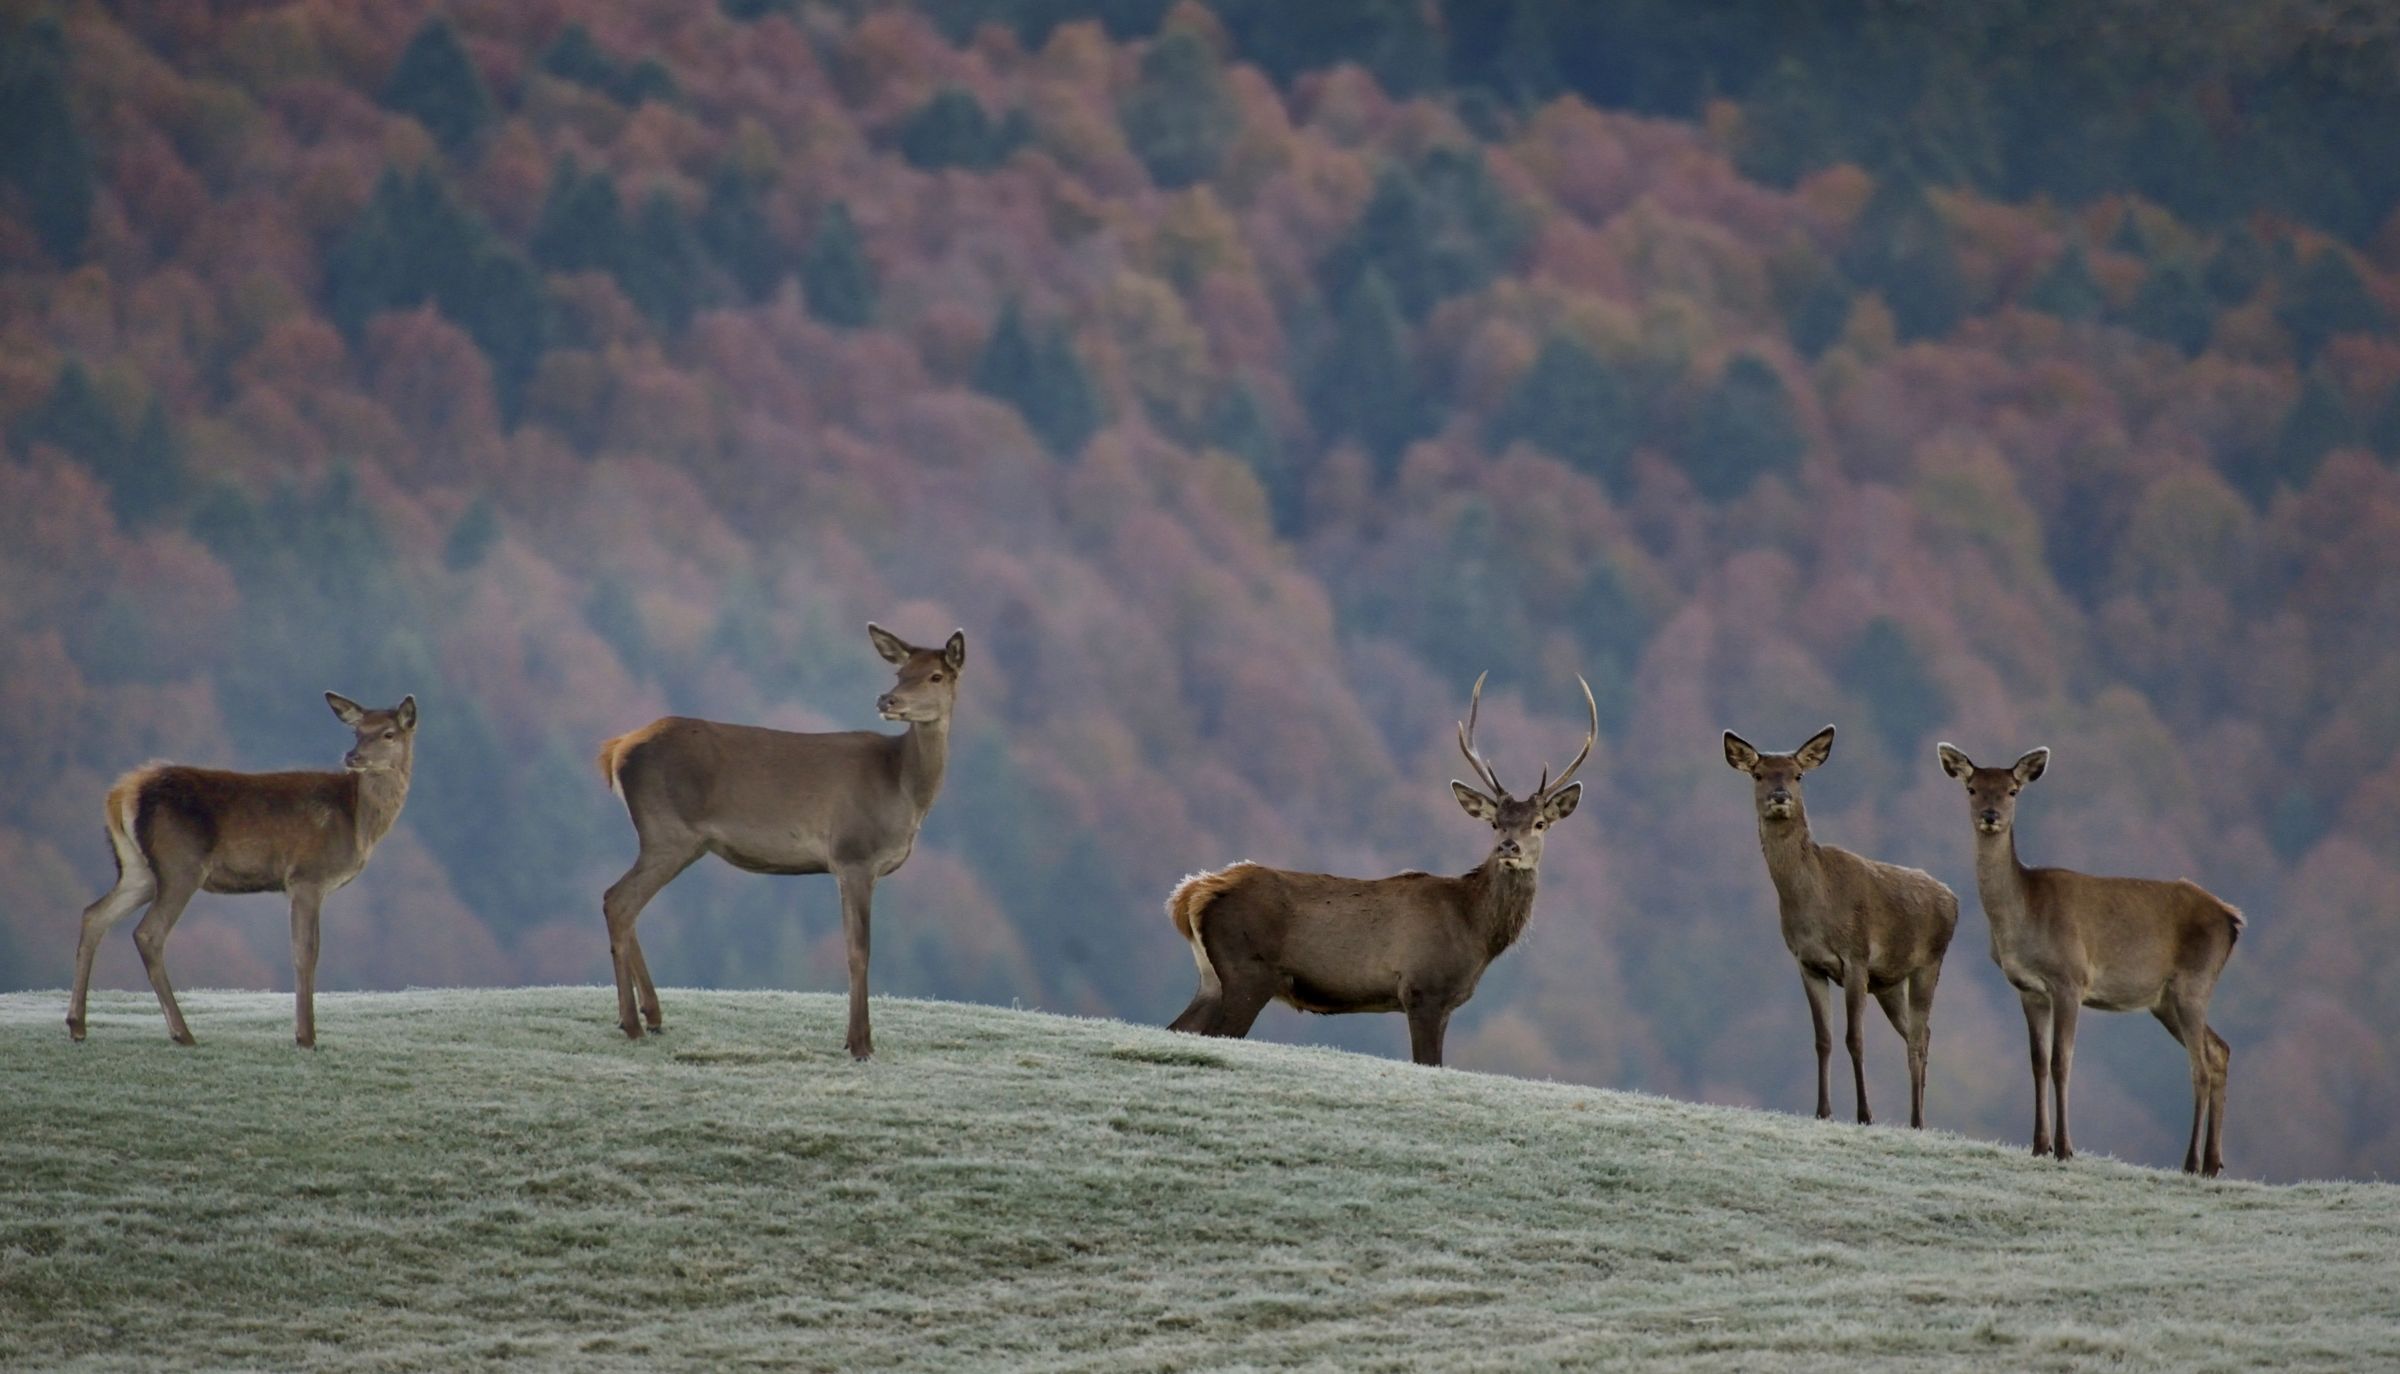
[66,693,418,1048]
[1937,744,2242,1176]
[596,623,965,1059]
[1723,727,1956,1127]
[1165,674,1595,1067]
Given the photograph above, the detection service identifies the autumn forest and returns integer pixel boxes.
[4,0,2399,1181]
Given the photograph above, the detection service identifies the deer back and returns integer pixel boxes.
[610,718,924,871]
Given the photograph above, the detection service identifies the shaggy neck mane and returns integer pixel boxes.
[1465,860,1541,959]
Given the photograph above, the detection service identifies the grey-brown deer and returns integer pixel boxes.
[66,692,418,1048]
[596,623,965,1059]
[1937,744,2242,1176]
[1723,726,1956,1128]
[1165,674,1596,1066]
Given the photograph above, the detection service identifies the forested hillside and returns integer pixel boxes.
[4,0,2398,1181]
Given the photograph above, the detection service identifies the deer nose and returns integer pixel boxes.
[1497,837,1521,855]
[876,694,898,714]
[1980,808,2001,825]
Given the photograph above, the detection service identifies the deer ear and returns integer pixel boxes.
[395,695,418,731]
[1794,725,1835,771]
[2013,747,2050,785]
[1540,782,1582,822]
[1451,781,1500,821]
[1722,731,1760,773]
[326,692,365,726]
[943,630,966,673]
[1937,742,1972,780]
[867,622,912,665]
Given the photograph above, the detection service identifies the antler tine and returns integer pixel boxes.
[1539,675,1600,797]
[1456,671,1507,797]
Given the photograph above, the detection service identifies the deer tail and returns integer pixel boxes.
[1167,865,1255,993]
[596,721,670,801]
[101,764,165,891]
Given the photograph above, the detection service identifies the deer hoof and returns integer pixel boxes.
[295,1036,316,1051]
[847,1040,874,1061]
[170,1031,197,1047]
[65,1017,84,1042]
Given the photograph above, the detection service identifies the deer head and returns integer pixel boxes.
[869,624,967,725]
[1723,725,1835,823]
[328,692,418,775]
[1936,742,2048,836]
[1450,673,1597,871]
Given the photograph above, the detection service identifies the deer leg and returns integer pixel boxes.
[1907,961,1943,1128]
[602,844,699,1040]
[1875,982,1920,1129]
[1202,969,1274,1039]
[68,868,156,1040]
[1402,994,1453,1068]
[1800,970,1835,1120]
[626,941,663,1033]
[288,885,325,1049]
[2151,1000,2203,1174]
[2204,1026,2231,1178]
[834,866,876,1061]
[2019,989,2055,1157]
[2050,997,2080,1163]
[130,872,202,1046]
[1167,990,1219,1035]
[1842,965,1872,1125]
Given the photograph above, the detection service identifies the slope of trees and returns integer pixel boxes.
[2,0,2398,1181]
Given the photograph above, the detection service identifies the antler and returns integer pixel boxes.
[1456,671,1507,797]
[1536,675,1599,798]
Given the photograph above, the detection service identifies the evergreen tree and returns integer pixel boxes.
[0,15,92,262]
[1488,334,1637,494]
[538,24,677,106]
[1120,29,1239,189]
[1840,616,1949,753]
[799,201,876,328]
[623,190,707,333]
[699,165,783,302]
[899,88,1006,171]
[1305,270,1421,476]
[2203,225,2270,305]
[2368,384,2400,460]
[2024,241,2104,321]
[1786,273,1853,358]
[1209,379,1301,535]
[381,18,494,154]
[2260,373,2354,498]
[105,400,186,526]
[2126,259,2214,356]
[443,497,501,572]
[1323,151,1526,321]
[13,361,120,462]
[530,156,632,278]
[974,301,1100,455]
[1840,181,1966,341]
[1683,354,1804,500]
[2277,250,2387,362]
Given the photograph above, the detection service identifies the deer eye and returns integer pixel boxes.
[1533,820,1547,830]
[382,730,396,740]
[929,673,944,682]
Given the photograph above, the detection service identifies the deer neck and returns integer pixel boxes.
[1757,807,1824,908]
[1974,828,2032,930]
[1467,860,1540,959]
[898,716,950,815]
[349,763,411,855]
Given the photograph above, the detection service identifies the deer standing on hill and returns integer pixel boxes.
[1165,674,1596,1067]
[596,623,964,1059]
[66,693,418,1048]
[1722,727,1956,1128]
[1937,744,2242,1176]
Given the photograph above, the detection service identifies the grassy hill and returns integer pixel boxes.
[3,989,2395,1372]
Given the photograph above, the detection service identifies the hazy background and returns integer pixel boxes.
[4,0,2397,1181]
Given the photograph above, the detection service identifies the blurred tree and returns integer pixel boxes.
[2024,241,2104,322]
[1209,378,1300,535]
[443,497,501,572]
[1121,28,1238,189]
[899,87,1021,171]
[539,23,678,107]
[1217,0,1442,95]
[2204,224,2272,305]
[382,18,493,154]
[2369,385,2400,460]
[0,15,92,262]
[1305,270,1422,476]
[700,165,783,302]
[623,191,707,334]
[1841,181,1966,340]
[2126,259,2214,356]
[2246,372,2355,503]
[2277,250,2387,362]
[1323,151,1527,321]
[800,201,876,329]
[584,578,650,670]
[531,156,632,279]
[12,361,119,464]
[974,301,1099,455]
[1839,616,1948,754]
[1488,334,1638,495]
[1683,354,1804,500]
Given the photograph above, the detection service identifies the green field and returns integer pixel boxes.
[4,988,2394,1371]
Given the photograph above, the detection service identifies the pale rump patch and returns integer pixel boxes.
[103,764,165,887]
[597,720,676,800]
[1167,864,1257,995]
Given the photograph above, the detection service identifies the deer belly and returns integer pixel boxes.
[1280,973,1399,1015]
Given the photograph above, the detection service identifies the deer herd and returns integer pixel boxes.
[63,623,2244,1177]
